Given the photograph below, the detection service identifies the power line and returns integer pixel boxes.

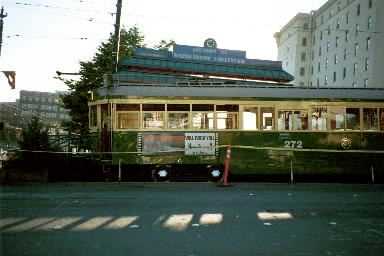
[12,1,115,16]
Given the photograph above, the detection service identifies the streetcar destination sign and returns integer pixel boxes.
[184,133,216,155]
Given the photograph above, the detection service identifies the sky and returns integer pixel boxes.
[0,0,328,102]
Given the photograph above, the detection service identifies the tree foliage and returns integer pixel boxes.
[19,117,50,151]
[59,27,145,134]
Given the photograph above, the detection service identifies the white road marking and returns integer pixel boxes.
[72,217,113,231]
[104,217,138,230]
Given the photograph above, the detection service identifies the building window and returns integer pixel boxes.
[343,67,347,79]
[335,36,339,47]
[311,65,314,75]
[357,4,360,16]
[365,58,369,71]
[356,24,360,36]
[325,57,329,69]
[302,37,307,46]
[326,41,330,52]
[333,72,337,82]
[352,81,357,88]
[320,31,323,40]
[316,78,320,87]
[369,0,373,9]
[344,48,347,60]
[366,37,371,50]
[311,50,315,60]
[304,23,309,30]
[353,63,358,75]
[312,35,316,44]
[345,30,349,42]
[319,46,322,56]
[364,79,369,88]
[354,43,359,56]
[325,75,328,86]
[242,106,258,130]
[368,16,372,30]
[321,15,324,24]
[300,67,305,76]
[318,62,321,73]
[301,52,306,61]
[327,25,331,35]
[336,19,340,29]
[346,12,349,24]
[334,54,338,64]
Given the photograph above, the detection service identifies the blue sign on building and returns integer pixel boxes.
[173,44,247,64]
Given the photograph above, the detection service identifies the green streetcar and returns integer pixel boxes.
[89,85,384,181]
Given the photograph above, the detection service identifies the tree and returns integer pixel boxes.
[19,117,50,151]
[59,26,145,135]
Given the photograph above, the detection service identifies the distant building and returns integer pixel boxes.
[274,0,384,88]
[18,90,71,128]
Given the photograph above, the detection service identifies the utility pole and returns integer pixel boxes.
[0,6,7,56]
[113,0,122,73]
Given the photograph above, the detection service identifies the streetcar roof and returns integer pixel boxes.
[96,83,384,101]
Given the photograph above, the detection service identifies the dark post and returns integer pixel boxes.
[0,6,8,56]
[113,0,123,73]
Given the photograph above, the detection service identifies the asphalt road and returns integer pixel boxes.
[1,182,384,256]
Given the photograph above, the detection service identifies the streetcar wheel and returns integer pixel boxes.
[153,167,170,181]
[208,166,223,181]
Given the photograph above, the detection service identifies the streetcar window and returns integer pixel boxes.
[278,111,308,131]
[242,107,258,130]
[192,112,214,129]
[380,109,384,130]
[346,108,360,130]
[90,105,97,127]
[167,104,190,111]
[192,104,214,111]
[216,105,239,130]
[117,112,139,129]
[116,104,140,111]
[217,112,239,129]
[143,112,164,129]
[330,107,345,130]
[168,113,189,129]
[363,108,378,130]
[216,105,239,112]
[142,104,165,111]
[261,107,275,130]
[311,107,327,131]
[101,104,110,128]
